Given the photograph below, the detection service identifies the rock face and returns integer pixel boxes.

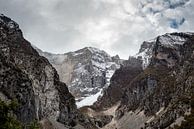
[2,14,194,129]
[0,14,97,128]
[37,47,122,107]
[135,39,156,68]
[0,47,36,124]
[110,32,194,129]
[93,57,143,110]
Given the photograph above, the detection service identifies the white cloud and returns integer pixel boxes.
[0,0,193,59]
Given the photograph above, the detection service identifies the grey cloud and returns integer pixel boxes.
[0,0,194,59]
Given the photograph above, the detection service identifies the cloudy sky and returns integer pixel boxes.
[0,0,194,59]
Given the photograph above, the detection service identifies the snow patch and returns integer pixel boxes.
[158,34,187,46]
[76,89,103,108]
[135,48,151,69]
[37,46,121,108]
[72,52,83,56]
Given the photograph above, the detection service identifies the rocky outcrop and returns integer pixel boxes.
[86,32,194,129]
[91,115,113,128]
[0,14,98,128]
[135,39,156,68]
[0,49,36,124]
[2,14,194,129]
[93,57,143,110]
[114,32,194,129]
[37,46,123,107]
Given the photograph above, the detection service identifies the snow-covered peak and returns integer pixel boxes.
[68,47,113,62]
[157,32,193,47]
[86,47,111,57]
[86,47,106,54]
[135,32,193,69]
[36,46,123,108]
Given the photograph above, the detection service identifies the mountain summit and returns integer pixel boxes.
[37,46,123,107]
[92,32,194,129]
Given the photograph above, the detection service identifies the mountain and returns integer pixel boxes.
[1,14,194,129]
[84,32,194,129]
[37,46,123,107]
[0,14,72,125]
[0,14,99,129]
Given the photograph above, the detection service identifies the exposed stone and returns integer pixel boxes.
[0,14,97,129]
[37,46,123,107]
[93,57,143,110]
[115,32,194,129]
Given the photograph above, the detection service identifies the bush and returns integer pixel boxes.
[0,99,22,129]
[0,99,40,129]
[28,121,40,129]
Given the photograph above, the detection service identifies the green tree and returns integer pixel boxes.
[0,99,22,129]
[0,99,41,129]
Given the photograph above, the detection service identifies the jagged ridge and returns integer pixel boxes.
[90,32,194,129]
[37,46,123,108]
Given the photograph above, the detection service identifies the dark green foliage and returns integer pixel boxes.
[28,121,40,129]
[0,99,41,129]
[0,99,22,129]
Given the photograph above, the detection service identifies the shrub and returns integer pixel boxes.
[0,99,22,129]
[0,99,40,129]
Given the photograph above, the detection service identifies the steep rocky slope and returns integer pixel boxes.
[2,14,194,129]
[0,14,97,129]
[37,47,122,107]
[129,33,192,128]
[91,32,194,129]
[93,57,143,110]
[135,39,156,68]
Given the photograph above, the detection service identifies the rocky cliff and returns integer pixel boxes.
[135,39,156,68]
[93,57,143,111]
[0,14,98,129]
[1,14,194,129]
[99,32,194,129]
[37,47,123,107]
